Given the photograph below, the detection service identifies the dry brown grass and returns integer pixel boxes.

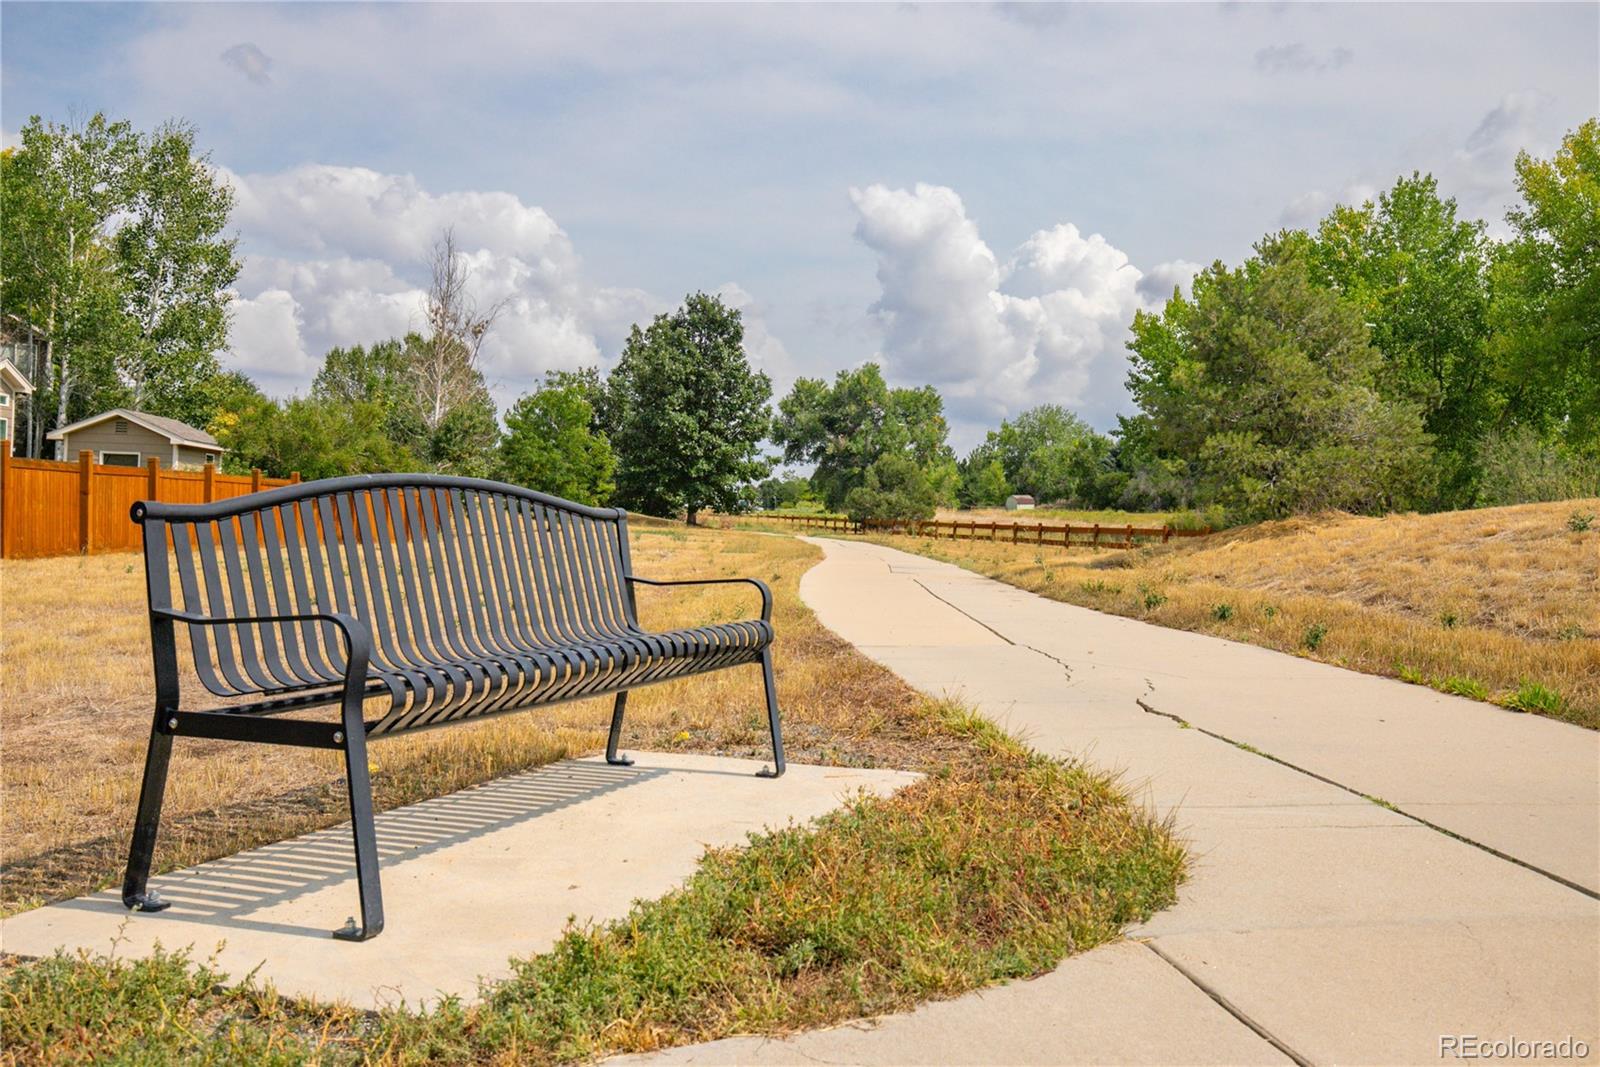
[0,526,923,914]
[852,498,1600,729]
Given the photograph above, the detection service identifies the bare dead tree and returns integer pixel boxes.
[408,228,506,433]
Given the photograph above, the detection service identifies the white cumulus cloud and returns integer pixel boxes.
[219,163,782,406]
[849,182,1179,437]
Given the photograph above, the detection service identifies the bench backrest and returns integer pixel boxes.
[134,474,635,702]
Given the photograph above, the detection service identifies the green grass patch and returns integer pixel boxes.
[1438,675,1489,700]
[1503,681,1570,716]
[1,701,1185,1065]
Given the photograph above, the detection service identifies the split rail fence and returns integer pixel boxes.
[0,440,298,559]
[754,511,1210,550]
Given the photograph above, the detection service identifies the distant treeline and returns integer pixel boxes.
[5,112,1594,528]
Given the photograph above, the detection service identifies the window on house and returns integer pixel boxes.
[0,393,10,407]
[0,417,8,442]
[101,451,141,467]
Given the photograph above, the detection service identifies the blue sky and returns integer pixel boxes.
[3,2,1596,448]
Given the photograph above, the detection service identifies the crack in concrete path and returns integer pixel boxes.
[1133,694,1600,902]
[908,577,1074,683]
[1141,941,1313,1066]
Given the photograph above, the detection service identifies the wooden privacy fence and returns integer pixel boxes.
[754,511,1210,549]
[0,440,298,559]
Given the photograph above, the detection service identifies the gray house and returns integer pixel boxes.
[0,356,33,449]
[47,409,224,468]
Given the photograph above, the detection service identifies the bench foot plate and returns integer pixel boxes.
[757,765,784,779]
[333,916,381,942]
[606,753,635,766]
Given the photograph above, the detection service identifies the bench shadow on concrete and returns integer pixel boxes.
[56,759,663,941]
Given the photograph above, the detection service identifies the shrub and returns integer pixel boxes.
[1475,427,1600,506]
[1211,603,1234,621]
[1302,623,1328,650]
[844,454,940,524]
[1168,504,1228,532]
[1568,510,1595,533]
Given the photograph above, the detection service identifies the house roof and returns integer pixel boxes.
[46,408,223,451]
[1008,494,1036,503]
[0,357,33,396]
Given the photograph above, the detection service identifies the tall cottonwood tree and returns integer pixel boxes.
[0,114,138,456]
[1126,237,1434,521]
[114,121,240,426]
[1308,174,1494,505]
[771,364,953,511]
[1489,119,1600,455]
[0,112,239,453]
[604,293,771,522]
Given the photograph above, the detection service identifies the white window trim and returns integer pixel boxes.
[0,393,11,407]
[100,450,142,467]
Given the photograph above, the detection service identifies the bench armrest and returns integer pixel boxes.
[624,575,773,622]
[151,607,374,675]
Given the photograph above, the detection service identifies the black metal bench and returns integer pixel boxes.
[122,474,784,941]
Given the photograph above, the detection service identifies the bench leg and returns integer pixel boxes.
[757,648,786,779]
[122,712,175,912]
[334,724,385,942]
[605,690,635,766]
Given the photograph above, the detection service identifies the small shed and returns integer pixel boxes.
[1005,494,1036,511]
[47,408,224,468]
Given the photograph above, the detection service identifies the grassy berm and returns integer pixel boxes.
[0,527,1184,1065]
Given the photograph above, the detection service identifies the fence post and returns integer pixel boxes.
[1163,525,1172,544]
[0,437,10,559]
[78,450,94,555]
[251,468,263,494]
[146,455,161,501]
[203,462,216,503]
[290,471,302,484]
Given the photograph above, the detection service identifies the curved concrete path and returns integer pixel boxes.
[632,537,1599,1066]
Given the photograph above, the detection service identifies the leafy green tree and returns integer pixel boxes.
[957,447,1012,507]
[844,453,940,523]
[0,113,139,456]
[113,121,239,427]
[1488,119,1600,456]
[755,475,812,511]
[986,404,1112,504]
[499,371,617,505]
[1126,237,1434,521]
[417,385,498,478]
[772,364,954,510]
[313,338,410,411]
[220,395,418,481]
[205,370,274,472]
[605,293,772,522]
[1307,174,1495,504]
